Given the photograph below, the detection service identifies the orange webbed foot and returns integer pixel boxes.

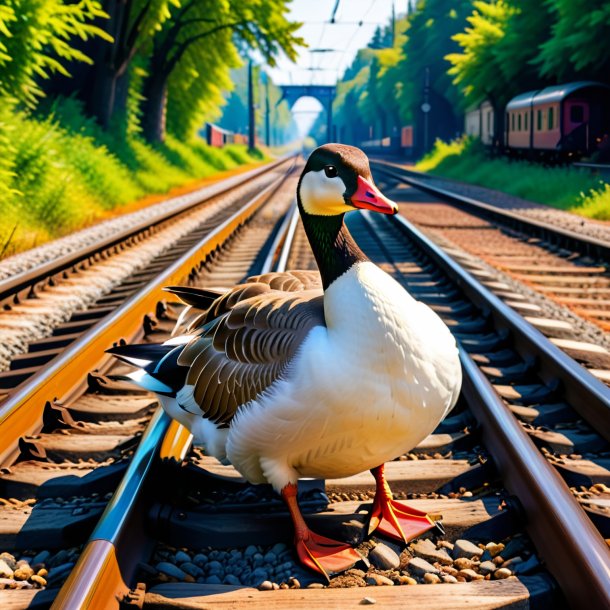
[368,464,442,543]
[296,530,363,580]
[368,497,440,543]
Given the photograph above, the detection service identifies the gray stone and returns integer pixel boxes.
[0,554,16,570]
[494,568,512,580]
[368,543,400,570]
[48,550,69,568]
[251,567,269,584]
[193,553,208,566]
[452,539,484,560]
[270,543,288,556]
[514,555,540,575]
[224,574,241,586]
[155,562,187,581]
[207,560,223,573]
[30,551,50,567]
[263,551,277,564]
[0,560,13,579]
[411,539,453,566]
[502,538,526,559]
[46,563,76,586]
[361,596,377,604]
[206,575,222,585]
[479,561,497,575]
[258,580,273,591]
[174,551,191,564]
[180,562,203,578]
[366,574,394,586]
[441,574,458,584]
[407,557,440,577]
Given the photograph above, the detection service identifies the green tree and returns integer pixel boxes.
[81,0,177,128]
[538,0,610,82]
[399,0,471,152]
[447,0,553,144]
[0,0,111,107]
[141,0,304,142]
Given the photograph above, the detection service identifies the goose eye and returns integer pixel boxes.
[324,165,338,178]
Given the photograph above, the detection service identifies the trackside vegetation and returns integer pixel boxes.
[0,98,265,257]
[417,138,610,221]
[0,0,304,258]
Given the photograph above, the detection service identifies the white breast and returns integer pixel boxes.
[226,262,462,490]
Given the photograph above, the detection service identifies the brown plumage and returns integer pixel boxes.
[172,271,324,425]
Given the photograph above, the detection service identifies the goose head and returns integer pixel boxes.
[298,144,397,217]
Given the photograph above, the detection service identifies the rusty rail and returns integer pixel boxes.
[50,178,298,610]
[0,156,293,309]
[0,168,292,467]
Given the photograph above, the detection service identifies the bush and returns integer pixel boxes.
[0,96,265,257]
[416,137,610,219]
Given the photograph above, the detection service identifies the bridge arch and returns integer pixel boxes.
[278,85,336,142]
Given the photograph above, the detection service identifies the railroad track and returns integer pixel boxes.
[372,160,610,380]
[0,158,297,607]
[1,158,609,609]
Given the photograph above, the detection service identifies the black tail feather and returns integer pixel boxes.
[163,285,225,308]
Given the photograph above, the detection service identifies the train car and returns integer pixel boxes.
[465,102,495,145]
[505,81,610,157]
[205,123,246,147]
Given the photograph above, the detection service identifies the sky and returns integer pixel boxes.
[266,0,403,136]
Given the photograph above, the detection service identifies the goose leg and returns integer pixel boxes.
[281,483,362,579]
[368,464,442,543]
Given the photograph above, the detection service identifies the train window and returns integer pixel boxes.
[511,113,515,131]
[518,113,522,131]
[524,112,528,131]
[537,109,542,131]
[548,107,554,130]
[570,105,584,123]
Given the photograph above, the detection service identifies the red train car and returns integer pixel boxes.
[505,81,610,157]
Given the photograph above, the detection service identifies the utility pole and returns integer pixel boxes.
[248,59,255,151]
[264,72,270,147]
[422,66,431,154]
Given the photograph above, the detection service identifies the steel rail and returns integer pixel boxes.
[382,211,610,443]
[358,209,610,608]
[460,352,610,609]
[0,169,292,467]
[0,156,293,308]
[51,177,299,610]
[371,160,610,262]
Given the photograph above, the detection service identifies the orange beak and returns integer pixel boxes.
[350,176,398,215]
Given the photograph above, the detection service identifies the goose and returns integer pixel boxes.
[109,144,462,579]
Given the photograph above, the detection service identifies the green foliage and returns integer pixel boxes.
[447,1,553,108]
[327,1,469,148]
[538,0,610,81]
[0,0,111,106]
[0,95,264,257]
[145,0,305,141]
[416,137,610,220]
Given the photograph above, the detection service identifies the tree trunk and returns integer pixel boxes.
[113,70,131,117]
[141,72,168,143]
[87,66,118,128]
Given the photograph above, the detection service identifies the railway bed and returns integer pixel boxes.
[0,160,298,608]
[373,160,610,379]
[0,159,609,609]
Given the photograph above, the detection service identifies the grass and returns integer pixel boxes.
[415,137,610,221]
[0,96,267,258]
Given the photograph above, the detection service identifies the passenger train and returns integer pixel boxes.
[466,81,610,160]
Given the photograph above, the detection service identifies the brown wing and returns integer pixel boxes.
[171,273,324,425]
